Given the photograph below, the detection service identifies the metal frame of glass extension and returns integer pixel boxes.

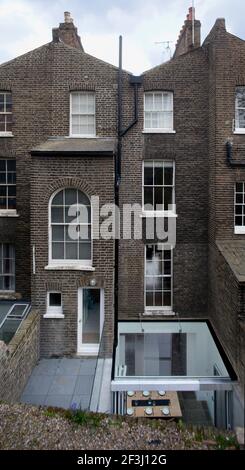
[111,321,237,393]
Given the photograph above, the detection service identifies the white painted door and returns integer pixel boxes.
[77,288,104,355]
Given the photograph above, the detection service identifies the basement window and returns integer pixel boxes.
[44,292,64,318]
[234,87,245,134]
[143,92,175,133]
[0,92,13,136]
[234,182,245,234]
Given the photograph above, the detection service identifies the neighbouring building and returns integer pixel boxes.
[0,8,244,430]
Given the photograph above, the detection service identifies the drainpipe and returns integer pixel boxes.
[112,37,142,379]
[226,140,245,167]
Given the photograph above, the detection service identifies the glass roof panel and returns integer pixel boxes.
[115,322,231,379]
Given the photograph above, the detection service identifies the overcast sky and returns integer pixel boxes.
[0,0,244,73]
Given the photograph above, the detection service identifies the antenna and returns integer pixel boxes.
[192,0,195,46]
[154,41,173,60]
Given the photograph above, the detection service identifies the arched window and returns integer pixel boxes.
[49,188,91,264]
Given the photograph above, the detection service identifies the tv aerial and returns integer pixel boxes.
[155,41,173,60]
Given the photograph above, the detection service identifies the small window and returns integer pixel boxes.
[234,182,245,234]
[0,244,15,291]
[144,92,173,132]
[45,292,63,317]
[70,92,95,137]
[235,87,245,132]
[0,159,16,211]
[143,160,174,212]
[145,244,172,310]
[0,92,12,135]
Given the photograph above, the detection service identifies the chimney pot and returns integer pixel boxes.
[64,11,73,23]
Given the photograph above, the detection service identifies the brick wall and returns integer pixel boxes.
[209,243,244,386]
[118,47,209,319]
[0,310,40,402]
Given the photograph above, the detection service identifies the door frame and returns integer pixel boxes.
[77,287,104,356]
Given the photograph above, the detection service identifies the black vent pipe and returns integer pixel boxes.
[112,36,142,379]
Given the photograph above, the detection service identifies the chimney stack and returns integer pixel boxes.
[52,12,84,51]
[64,12,73,24]
[173,6,201,58]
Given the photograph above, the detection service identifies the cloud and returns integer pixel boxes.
[0,0,244,73]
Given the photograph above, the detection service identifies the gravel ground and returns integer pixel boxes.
[0,403,239,450]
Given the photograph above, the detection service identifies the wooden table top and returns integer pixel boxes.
[126,391,182,418]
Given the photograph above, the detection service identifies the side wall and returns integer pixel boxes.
[0,311,40,402]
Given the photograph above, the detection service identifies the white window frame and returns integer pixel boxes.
[0,92,13,136]
[44,291,64,318]
[0,159,16,215]
[143,91,175,133]
[142,160,176,217]
[234,87,245,134]
[0,243,15,292]
[47,188,93,270]
[69,92,96,138]
[234,182,245,234]
[144,244,173,313]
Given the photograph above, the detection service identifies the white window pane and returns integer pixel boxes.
[72,125,80,135]
[237,109,245,128]
[87,94,95,113]
[162,111,173,129]
[163,93,173,111]
[145,94,153,111]
[71,94,80,113]
[87,124,95,135]
[151,112,158,128]
[144,112,151,128]
[154,93,163,111]
[236,87,245,108]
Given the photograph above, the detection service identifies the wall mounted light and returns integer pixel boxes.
[90,278,96,287]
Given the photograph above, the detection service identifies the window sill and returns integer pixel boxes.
[143,309,175,316]
[234,226,245,234]
[141,210,177,218]
[233,129,245,135]
[45,264,95,271]
[67,135,96,139]
[0,210,19,218]
[0,132,14,137]
[43,313,65,319]
[142,130,176,134]
[0,291,20,300]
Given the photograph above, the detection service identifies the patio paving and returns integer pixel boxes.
[21,358,96,410]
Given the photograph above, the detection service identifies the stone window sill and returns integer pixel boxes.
[234,226,245,234]
[45,264,95,271]
[0,132,14,138]
[143,310,175,316]
[0,210,19,218]
[142,130,176,134]
[233,129,245,135]
[43,313,64,319]
[141,210,177,218]
[0,291,21,300]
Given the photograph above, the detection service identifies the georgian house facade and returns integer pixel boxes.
[0,9,244,429]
